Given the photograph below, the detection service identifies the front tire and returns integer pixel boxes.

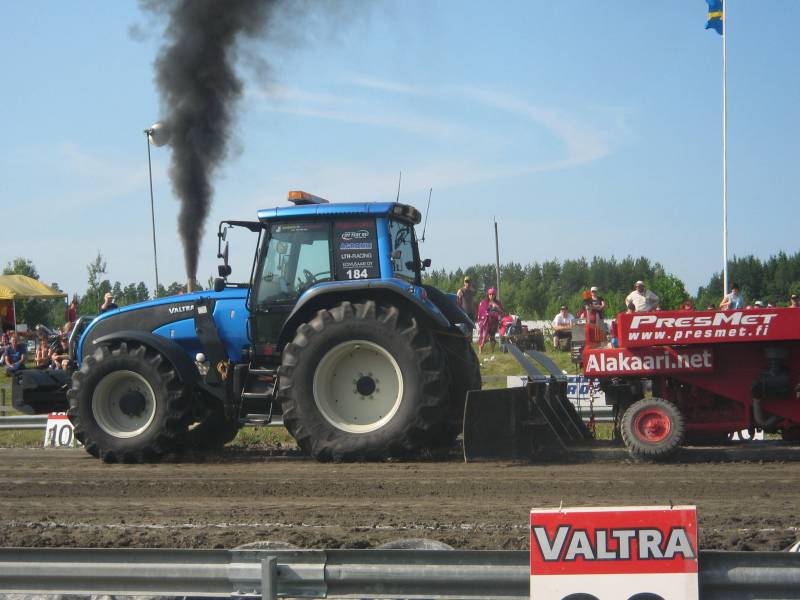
[620,397,684,461]
[67,343,190,463]
[278,301,448,461]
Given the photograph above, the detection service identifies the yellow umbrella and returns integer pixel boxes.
[0,275,65,300]
[0,275,65,334]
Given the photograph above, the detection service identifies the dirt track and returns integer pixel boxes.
[0,445,798,552]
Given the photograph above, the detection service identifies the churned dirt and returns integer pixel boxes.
[0,444,798,552]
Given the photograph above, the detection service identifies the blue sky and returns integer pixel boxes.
[2,1,798,297]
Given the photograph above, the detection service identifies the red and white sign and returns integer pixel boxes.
[583,347,713,376]
[617,308,800,348]
[530,506,698,600]
[44,412,78,448]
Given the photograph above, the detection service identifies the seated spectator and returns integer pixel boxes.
[552,305,575,350]
[50,336,70,370]
[625,302,636,314]
[753,300,764,309]
[34,336,51,368]
[0,332,9,364]
[680,299,694,311]
[499,314,520,337]
[3,332,27,375]
[790,294,799,308]
[706,303,716,310]
[607,319,619,348]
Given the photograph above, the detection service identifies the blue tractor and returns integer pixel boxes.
[17,192,480,462]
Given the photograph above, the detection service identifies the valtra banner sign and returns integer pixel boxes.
[617,308,800,348]
[530,506,698,600]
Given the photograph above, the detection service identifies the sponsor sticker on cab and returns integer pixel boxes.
[530,506,698,600]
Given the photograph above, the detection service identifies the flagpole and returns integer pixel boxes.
[722,1,729,295]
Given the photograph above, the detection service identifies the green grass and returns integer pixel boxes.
[0,429,44,447]
[229,425,297,450]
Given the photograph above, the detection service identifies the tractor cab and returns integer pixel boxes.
[221,192,430,361]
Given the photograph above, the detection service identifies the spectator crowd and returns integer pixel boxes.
[456,276,800,354]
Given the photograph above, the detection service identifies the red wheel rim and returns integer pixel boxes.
[632,408,672,443]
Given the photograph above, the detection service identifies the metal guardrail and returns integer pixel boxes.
[0,548,798,599]
[0,415,48,430]
[0,414,284,431]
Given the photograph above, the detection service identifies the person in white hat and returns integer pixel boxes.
[588,286,606,319]
[625,280,659,312]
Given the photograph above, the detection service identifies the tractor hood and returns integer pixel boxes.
[77,288,249,362]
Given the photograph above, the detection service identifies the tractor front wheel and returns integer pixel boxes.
[278,301,448,461]
[620,397,684,461]
[67,343,190,463]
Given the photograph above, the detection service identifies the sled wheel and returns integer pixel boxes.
[67,342,190,463]
[621,397,684,461]
[278,301,448,461]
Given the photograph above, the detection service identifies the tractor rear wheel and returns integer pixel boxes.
[67,342,190,463]
[278,301,448,461]
[620,397,684,461]
[432,332,481,447]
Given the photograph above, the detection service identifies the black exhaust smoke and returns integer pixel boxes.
[142,0,276,283]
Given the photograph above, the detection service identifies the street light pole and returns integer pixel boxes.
[145,129,160,298]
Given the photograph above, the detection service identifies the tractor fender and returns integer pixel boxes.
[422,284,474,328]
[87,330,199,385]
[277,280,450,350]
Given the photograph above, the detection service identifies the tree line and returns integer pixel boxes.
[424,252,800,320]
[7,249,800,329]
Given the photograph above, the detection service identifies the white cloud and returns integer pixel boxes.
[264,103,464,139]
[345,75,616,171]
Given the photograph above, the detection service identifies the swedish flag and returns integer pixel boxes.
[706,0,723,35]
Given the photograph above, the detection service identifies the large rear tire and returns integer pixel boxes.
[278,301,448,461]
[67,343,190,463]
[433,332,481,447]
[620,397,684,461]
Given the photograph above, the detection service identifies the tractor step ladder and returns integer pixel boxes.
[462,342,592,462]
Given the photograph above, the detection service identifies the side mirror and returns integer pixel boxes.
[213,277,226,292]
[422,258,432,268]
[218,264,232,277]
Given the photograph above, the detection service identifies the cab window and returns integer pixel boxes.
[254,222,331,305]
[389,219,418,283]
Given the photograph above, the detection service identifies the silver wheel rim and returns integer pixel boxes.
[312,340,404,433]
[92,370,157,438]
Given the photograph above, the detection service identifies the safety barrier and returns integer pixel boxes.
[0,548,797,599]
[0,415,283,431]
